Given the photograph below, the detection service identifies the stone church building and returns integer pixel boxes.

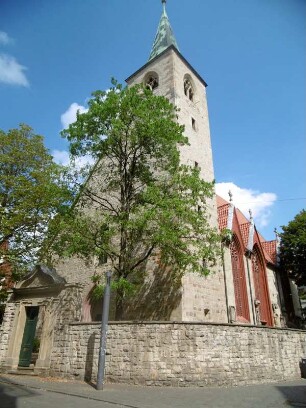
[0,1,303,385]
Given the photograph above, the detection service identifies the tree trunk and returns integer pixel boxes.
[115,289,124,320]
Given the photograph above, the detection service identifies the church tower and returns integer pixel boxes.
[126,0,215,188]
[126,1,227,323]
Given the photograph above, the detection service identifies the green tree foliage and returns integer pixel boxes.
[0,124,73,283]
[48,81,221,318]
[280,209,306,286]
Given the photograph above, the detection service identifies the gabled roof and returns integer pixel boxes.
[261,240,277,264]
[126,3,207,87]
[16,264,66,289]
[126,45,208,88]
[239,222,250,248]
[216,195,228,207]
[216,194,277,266]
[217,202,229,231]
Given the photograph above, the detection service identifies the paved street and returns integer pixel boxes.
[0,374,306,408]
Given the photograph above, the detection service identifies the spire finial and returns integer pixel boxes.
[274,227,280,240]
[162,0,166,13]
[228,190,233,203]
[149,0,179,61]
[227,190,234,230]
[247,209,255,251]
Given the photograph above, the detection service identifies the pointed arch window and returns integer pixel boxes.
[251,245,273,326]
[184,75,194,101]
[144,72,159,91]
[230,235,250,322]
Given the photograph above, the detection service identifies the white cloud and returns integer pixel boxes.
[0,53,29,86]
[52,149,94,169]
[0,31,13,45]
[215,182,277,228]
[61,102,88,129]
[52,150,70,166]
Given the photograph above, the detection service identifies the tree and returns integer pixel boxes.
[280,209,306,286]
[48,81,221,318]
[0,124,73,288]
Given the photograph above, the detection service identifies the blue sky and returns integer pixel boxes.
[0,0,305,240]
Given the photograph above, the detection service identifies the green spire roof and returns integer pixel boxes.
[149,0,179,61]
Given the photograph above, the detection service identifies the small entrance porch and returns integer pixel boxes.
[1,265,66,374]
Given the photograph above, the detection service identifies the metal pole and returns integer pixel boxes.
[96,270,112,390]
[221,242,230,323]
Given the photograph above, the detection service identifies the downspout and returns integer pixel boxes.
[274,228,286,315]
[246,251,256,325]
[222,190,234,323]
[221,241,230,323]
[246,209,256,324]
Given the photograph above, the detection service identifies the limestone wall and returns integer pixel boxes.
[0,299,16,364]
[266,266,284,326]
[181,271,227,322]
[126,49,226,322]
[49,322,306,386]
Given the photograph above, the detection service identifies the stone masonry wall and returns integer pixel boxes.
[49,322,306,387]
[126,49,227,323]
[0,299,16,364]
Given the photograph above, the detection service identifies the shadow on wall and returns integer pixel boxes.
[276,383,306,406]
[123,258,182,320]
[84,332,96,385]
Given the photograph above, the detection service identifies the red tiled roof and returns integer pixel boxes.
[236,208,249,225]
[216,195,228,207]
[239,222,250,248]
[217,204,229,230]
[254,229,275,265]
[216,195,230,231]
[261,240,277,264]
[215,195,277,266]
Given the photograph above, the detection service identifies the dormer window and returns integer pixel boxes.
[145,72,159,91]
[184,75,194,101]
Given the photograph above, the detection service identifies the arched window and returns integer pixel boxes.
[251,245,273,326]
[144,72,159,91]
[82,286,103,322]
[184,75,194,101]
[230,235,250,322]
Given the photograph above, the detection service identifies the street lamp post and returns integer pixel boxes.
[96,270,112,390]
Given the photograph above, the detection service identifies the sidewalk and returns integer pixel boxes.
[0,373,306,408]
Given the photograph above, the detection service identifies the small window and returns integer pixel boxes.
[184,77,194,101]
[145,72,159,91]
[194,161,198,168]
[191,117,196,130]
[98,253,107,265]
[197,205,202,213]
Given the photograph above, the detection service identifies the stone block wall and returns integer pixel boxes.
[0,299,16,364]
[181,272,227,322]
[126,49,226,323]
[49,322,306,386]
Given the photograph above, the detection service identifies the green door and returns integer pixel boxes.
[18,306,39,367]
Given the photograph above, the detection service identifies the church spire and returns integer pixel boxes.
[148,0,179,61]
